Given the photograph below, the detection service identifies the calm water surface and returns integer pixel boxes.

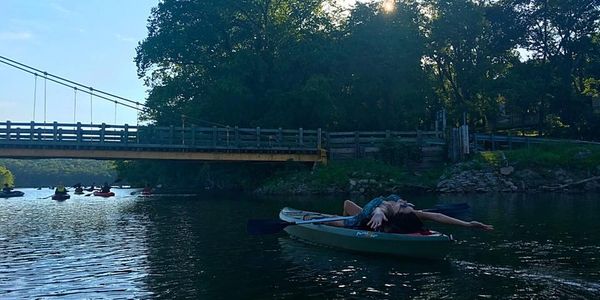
[0,189,599,299]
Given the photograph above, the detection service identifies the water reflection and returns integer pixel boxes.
[0,189,152,299]
[0,190,599,298]
[277,237,453,299]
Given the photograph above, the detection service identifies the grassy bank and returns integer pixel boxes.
[472,144,600,170]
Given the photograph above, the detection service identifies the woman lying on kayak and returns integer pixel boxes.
[326,194,493,233]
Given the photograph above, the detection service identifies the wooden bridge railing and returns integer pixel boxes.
[0,121,321,151]
[0,121,445,161]
[326,130,444,160]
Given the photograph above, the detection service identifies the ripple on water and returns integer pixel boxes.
[0,193,152,299]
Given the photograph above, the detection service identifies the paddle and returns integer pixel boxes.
[248,215,355,235]
[38,195,54,199]
[247,203,470,235]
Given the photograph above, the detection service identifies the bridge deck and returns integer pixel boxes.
[0,121,445,163]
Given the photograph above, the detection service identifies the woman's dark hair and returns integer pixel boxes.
[384,212,424,234]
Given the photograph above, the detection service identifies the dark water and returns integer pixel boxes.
[1,189,599,299]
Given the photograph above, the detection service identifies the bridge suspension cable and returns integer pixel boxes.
[43,72,47,123]
[73,87,77,123]
[0,55,229,128]
[32,74,37,121]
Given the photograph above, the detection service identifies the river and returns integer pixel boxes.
[0,189,599,299]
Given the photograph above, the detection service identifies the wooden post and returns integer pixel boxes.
[191,125,196,146]
[326,131,332,160]
[226,126,230,146]
[77,122,82,143]
[53,122,58,142]
[213,126,217,147]
[354,131,360,159]
[100,123,106,144]
[278,128,283,147]
[299,128,304,146]
[124,124,129,145]
[30,121,34,141]
[317,128,322,150]
[58,128,63,142]
[256,127,261,147]
[181,126,185,146]
[235,126,240,147]
[169,125,174,144]
[15,128,21,141]
[5,121,10,140]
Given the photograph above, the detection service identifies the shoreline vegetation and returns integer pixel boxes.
[111,144,600,195]
[256,145,600,195]
[258,144,600,195]
[0,159,116,188]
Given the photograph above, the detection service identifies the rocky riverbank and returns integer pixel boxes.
[436,161,600,193]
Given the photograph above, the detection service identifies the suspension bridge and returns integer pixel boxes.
[0,55,445,164]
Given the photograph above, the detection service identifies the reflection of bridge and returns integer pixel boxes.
[0,121,445,164]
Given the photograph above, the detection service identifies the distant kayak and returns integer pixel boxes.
[52,194,70,201]
[74,191,85,195]
[93,191,115,198]
[1,191,24,198]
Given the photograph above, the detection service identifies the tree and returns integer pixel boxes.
[424,0,521,129]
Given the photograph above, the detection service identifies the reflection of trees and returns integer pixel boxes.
[277,237,453,299]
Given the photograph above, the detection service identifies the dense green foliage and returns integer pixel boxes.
[0,165,14,187]
[118,0,600,188]
[135,0,600,136]
[0,159,116,187]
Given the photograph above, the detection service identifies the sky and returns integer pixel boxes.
[0,0,157,125]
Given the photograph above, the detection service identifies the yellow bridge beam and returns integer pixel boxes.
[0,148,325,163]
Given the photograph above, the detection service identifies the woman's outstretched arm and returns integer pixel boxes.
[414,211,494,231]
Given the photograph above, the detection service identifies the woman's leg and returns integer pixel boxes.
[343,200,363,216]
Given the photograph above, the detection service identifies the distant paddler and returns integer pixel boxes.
[85,183,96,192]
[74,183,84,194]
[1,184,24,198]
[52,182,70,201]
[2,183,13,193]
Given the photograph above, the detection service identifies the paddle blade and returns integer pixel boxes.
[247,219,292,235]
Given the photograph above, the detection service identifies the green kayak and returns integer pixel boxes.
[279,207,454,259]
